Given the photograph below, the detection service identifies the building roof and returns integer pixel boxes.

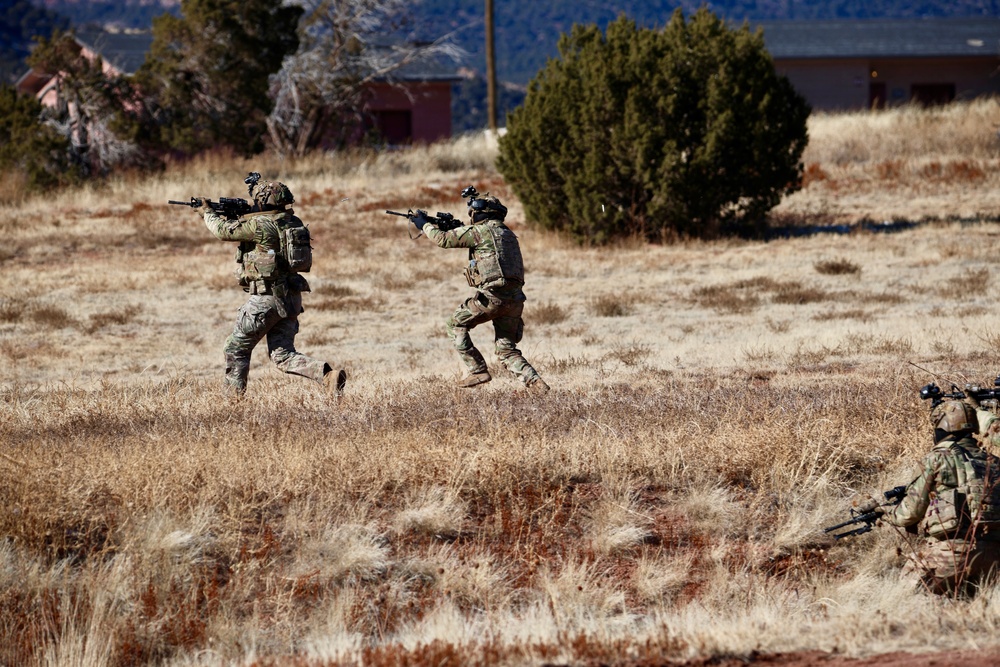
[751,18,1000,59]
[73,27,153,75]
[363,38,463,82]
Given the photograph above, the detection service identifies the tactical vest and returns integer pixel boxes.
[921,438,1000,539]
[236,211,311,285]
[465,221,524,290]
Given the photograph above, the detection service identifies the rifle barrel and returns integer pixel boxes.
[385,210,411,218]
[168,200,194,206]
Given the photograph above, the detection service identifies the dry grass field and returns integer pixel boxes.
[2,99,1000,666]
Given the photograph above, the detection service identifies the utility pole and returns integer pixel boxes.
[485,0,497,133]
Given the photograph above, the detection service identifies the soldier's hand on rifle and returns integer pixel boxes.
[964,384,981,409]
[853,496,884,515]
[197,197,213,215]
[411,209,429,230]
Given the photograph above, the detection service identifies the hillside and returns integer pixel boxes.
[1,0,68,84]
[19,0,1000,87]
[420,0,1000,83]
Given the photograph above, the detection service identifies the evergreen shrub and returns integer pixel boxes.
[496,9,810,243]
[0,84,77,193]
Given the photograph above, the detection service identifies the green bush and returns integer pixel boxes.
[496,9,810,243]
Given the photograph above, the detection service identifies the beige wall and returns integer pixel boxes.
[774,56,1000,110]
[774,58,870,109]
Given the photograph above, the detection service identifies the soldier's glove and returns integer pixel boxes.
[197,197,213,215]
[411,209,429,230]
[964,384,981,409]
[854,496,883,515]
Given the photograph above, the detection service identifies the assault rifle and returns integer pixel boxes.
[168,171,262,220]
[385,184,483,236]
[919,375,1000,409]
[385,209,463,233]
[823,485,907,540]
[169,196,253,219]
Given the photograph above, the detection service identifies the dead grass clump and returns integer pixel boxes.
[815,258,862,275]
[546,355,593,372]
[937,268,989,299]
[530,301,569,326]
[29,304,78,330]
[84,305,143,334]
[313,283,357,297]
[843,332,914,356]
[875,160,904,181]
[800,162,830,188]
[312,293,386,312]
[588,294,633,318]
[602,341,653,367]
[393,487,466,540]
[812,309,872,322]
[690,285,760,314]
[857,291,906,306]
[772,283,831,305]
[0,298,26,323]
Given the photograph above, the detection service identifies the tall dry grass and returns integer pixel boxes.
[3,100,1000,665]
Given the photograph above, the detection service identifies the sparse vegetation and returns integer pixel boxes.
[815,258,862,275]
[3,102,1000,665]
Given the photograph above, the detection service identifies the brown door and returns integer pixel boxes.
[372,110,413,145]
[868,82,886,109]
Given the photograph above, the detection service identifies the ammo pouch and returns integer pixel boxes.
[474,252,504,288]
[923,488,967,538]
[464,261,477,287]
[242,250,279,281]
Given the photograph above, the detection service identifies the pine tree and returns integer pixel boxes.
[496,9,810,243]
[135,0,302,155]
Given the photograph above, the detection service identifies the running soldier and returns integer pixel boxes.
[411,189,549,392]
[197,179,346,395]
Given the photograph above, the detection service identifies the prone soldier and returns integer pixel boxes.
[859,394,1000,595]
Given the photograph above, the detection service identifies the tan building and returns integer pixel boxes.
[755,19,1000,110]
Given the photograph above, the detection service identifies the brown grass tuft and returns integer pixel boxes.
[530,301,570,325]
[814,258,862,275]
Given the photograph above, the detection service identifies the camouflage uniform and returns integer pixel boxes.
[881,401,1000,595]
[421,200,546,390]
[202,200,335,394]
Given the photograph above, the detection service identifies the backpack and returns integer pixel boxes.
[281,220,312,273]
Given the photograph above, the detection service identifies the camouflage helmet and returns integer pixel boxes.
[252,181,294,210]
[468,194,508,222]
[930,400,978,434]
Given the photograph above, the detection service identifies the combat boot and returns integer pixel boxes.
[526,377,550,394]
[323,366,348,395]
[457,371,492,388]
